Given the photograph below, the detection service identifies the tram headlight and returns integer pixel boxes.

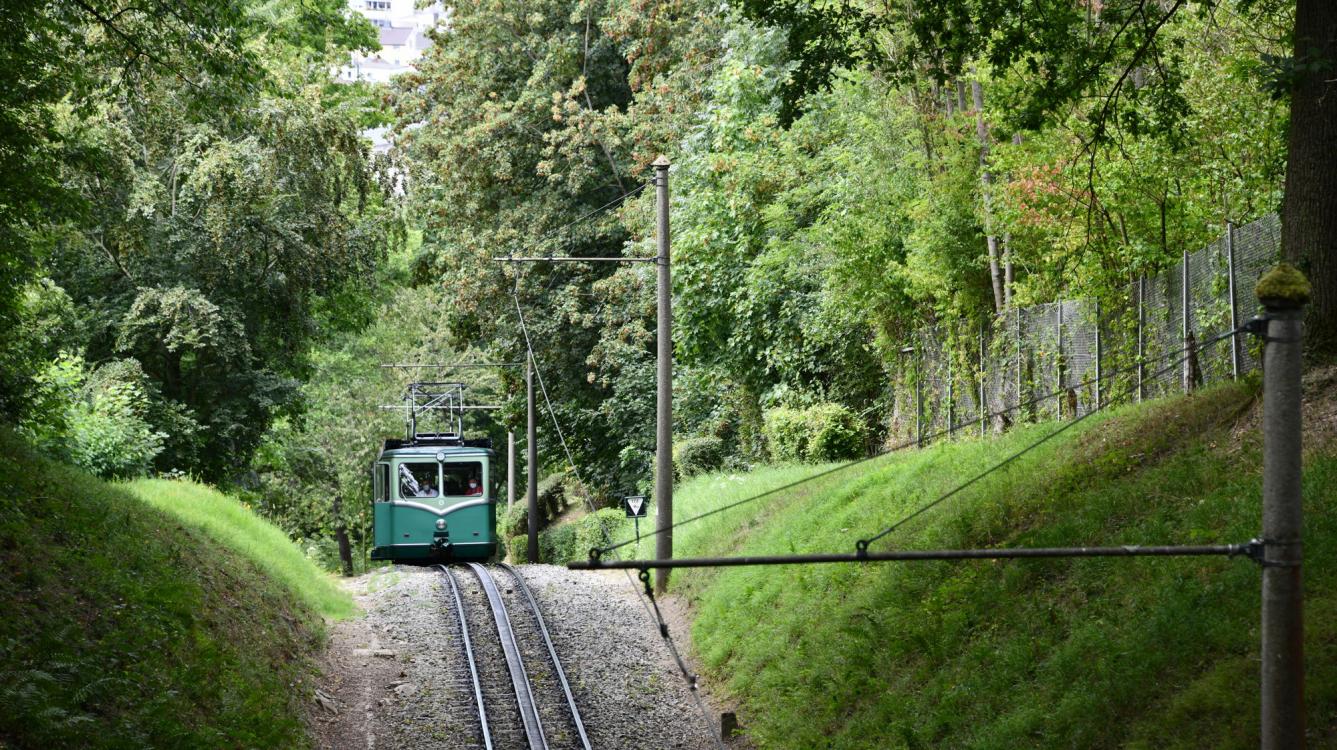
[436,519,446,530]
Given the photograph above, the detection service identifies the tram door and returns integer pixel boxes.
[372,462,392,548]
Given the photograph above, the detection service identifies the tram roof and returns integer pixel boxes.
[378,438,494,459]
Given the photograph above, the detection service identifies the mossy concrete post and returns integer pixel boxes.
[1257,262,1310,750]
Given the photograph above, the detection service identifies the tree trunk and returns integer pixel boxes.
[333,494,354,577]
[1281,0,1337,357]
[973,79,1004,313]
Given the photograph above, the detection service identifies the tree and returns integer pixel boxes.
[7,0,389,479]
[1280,0,1337,355]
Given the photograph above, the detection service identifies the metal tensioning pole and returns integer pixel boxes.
[527,356,539,564]
[653,155,674,594]
[1257,264,1309,750]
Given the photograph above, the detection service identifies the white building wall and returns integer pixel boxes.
[339,0,449,85]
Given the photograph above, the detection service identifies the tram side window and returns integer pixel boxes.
[398,463,440,499]
[374,463,389,502]
[442,462,484,497]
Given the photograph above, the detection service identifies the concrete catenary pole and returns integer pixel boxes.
[653,155,674,594]
[527,356,539,564]
[1257,264,1309,749]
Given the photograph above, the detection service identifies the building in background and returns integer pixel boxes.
[340,0,449,85]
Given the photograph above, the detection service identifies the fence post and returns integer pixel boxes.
[1014,309,1023,420]
[979,321,987,438]
[1056,302,1065,419]
[1137,275,1146,403]
[1226,221,1241,379]
[1256,264,1309,750]
[1182,248,1192,394]
[914,345,922,448]
[1094,299,1103,411]
[946,338,955,434]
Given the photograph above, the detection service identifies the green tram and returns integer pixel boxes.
[370,382,498,563]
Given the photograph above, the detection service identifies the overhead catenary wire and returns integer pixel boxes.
[509,271,725,750]
[593,323,1245,559]
[509,181,650,261]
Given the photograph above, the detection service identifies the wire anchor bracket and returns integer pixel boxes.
[1242,315,1300,343]
[1239,537,1302,568]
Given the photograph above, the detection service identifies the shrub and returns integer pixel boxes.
[674,435,726,479]
[763,407,808,461]
[538,523,576,563]
[499,500,528,539]
[535,508,626,564]
[537,472,566,519]
[504,533,525,562]
[23,354,166,478]
[763,403,867,463]
[806,403,867,461]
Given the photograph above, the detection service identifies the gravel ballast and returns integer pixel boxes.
[309,564,721,750]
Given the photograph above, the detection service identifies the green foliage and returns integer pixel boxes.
[21,353,167,479]
[499,500,529,541]
[805,402,867,461]
[531,508,626,564]
[1,0,395,483]
[668,384,1337,747]
[674,435,726,479]
[762,407,808,462]
[733,0,885,124]
[764,402,866,462]
[0,429,324,747]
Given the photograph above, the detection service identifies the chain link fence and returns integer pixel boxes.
[887,214,1281,445]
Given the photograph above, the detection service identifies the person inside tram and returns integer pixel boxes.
[419,476,439,497]
[464,474,483,496]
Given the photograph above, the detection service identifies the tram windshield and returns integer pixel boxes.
[399,463,439,498]
[443,462,484,497]
[396,461,485,500]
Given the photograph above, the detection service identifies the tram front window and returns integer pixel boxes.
[399,463,440,498]
[443,462,484,497]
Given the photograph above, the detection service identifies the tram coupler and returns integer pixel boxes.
[431,534,452,555]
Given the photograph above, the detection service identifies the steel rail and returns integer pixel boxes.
[465,563,548,749]
[499,563,593,750]
[437,565,493,750]
[569,543,1253,570]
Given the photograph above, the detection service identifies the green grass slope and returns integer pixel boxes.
[125,478,355,620]
[639,381,1336,748]
[0,431,346,748]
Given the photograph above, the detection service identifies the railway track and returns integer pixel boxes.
[439,563,591,750]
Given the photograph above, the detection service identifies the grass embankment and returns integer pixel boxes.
[611,380,1337,748]
[126,479,355,620]
[0,430,353,747]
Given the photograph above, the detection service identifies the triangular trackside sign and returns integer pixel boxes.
[623,495,647,518]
